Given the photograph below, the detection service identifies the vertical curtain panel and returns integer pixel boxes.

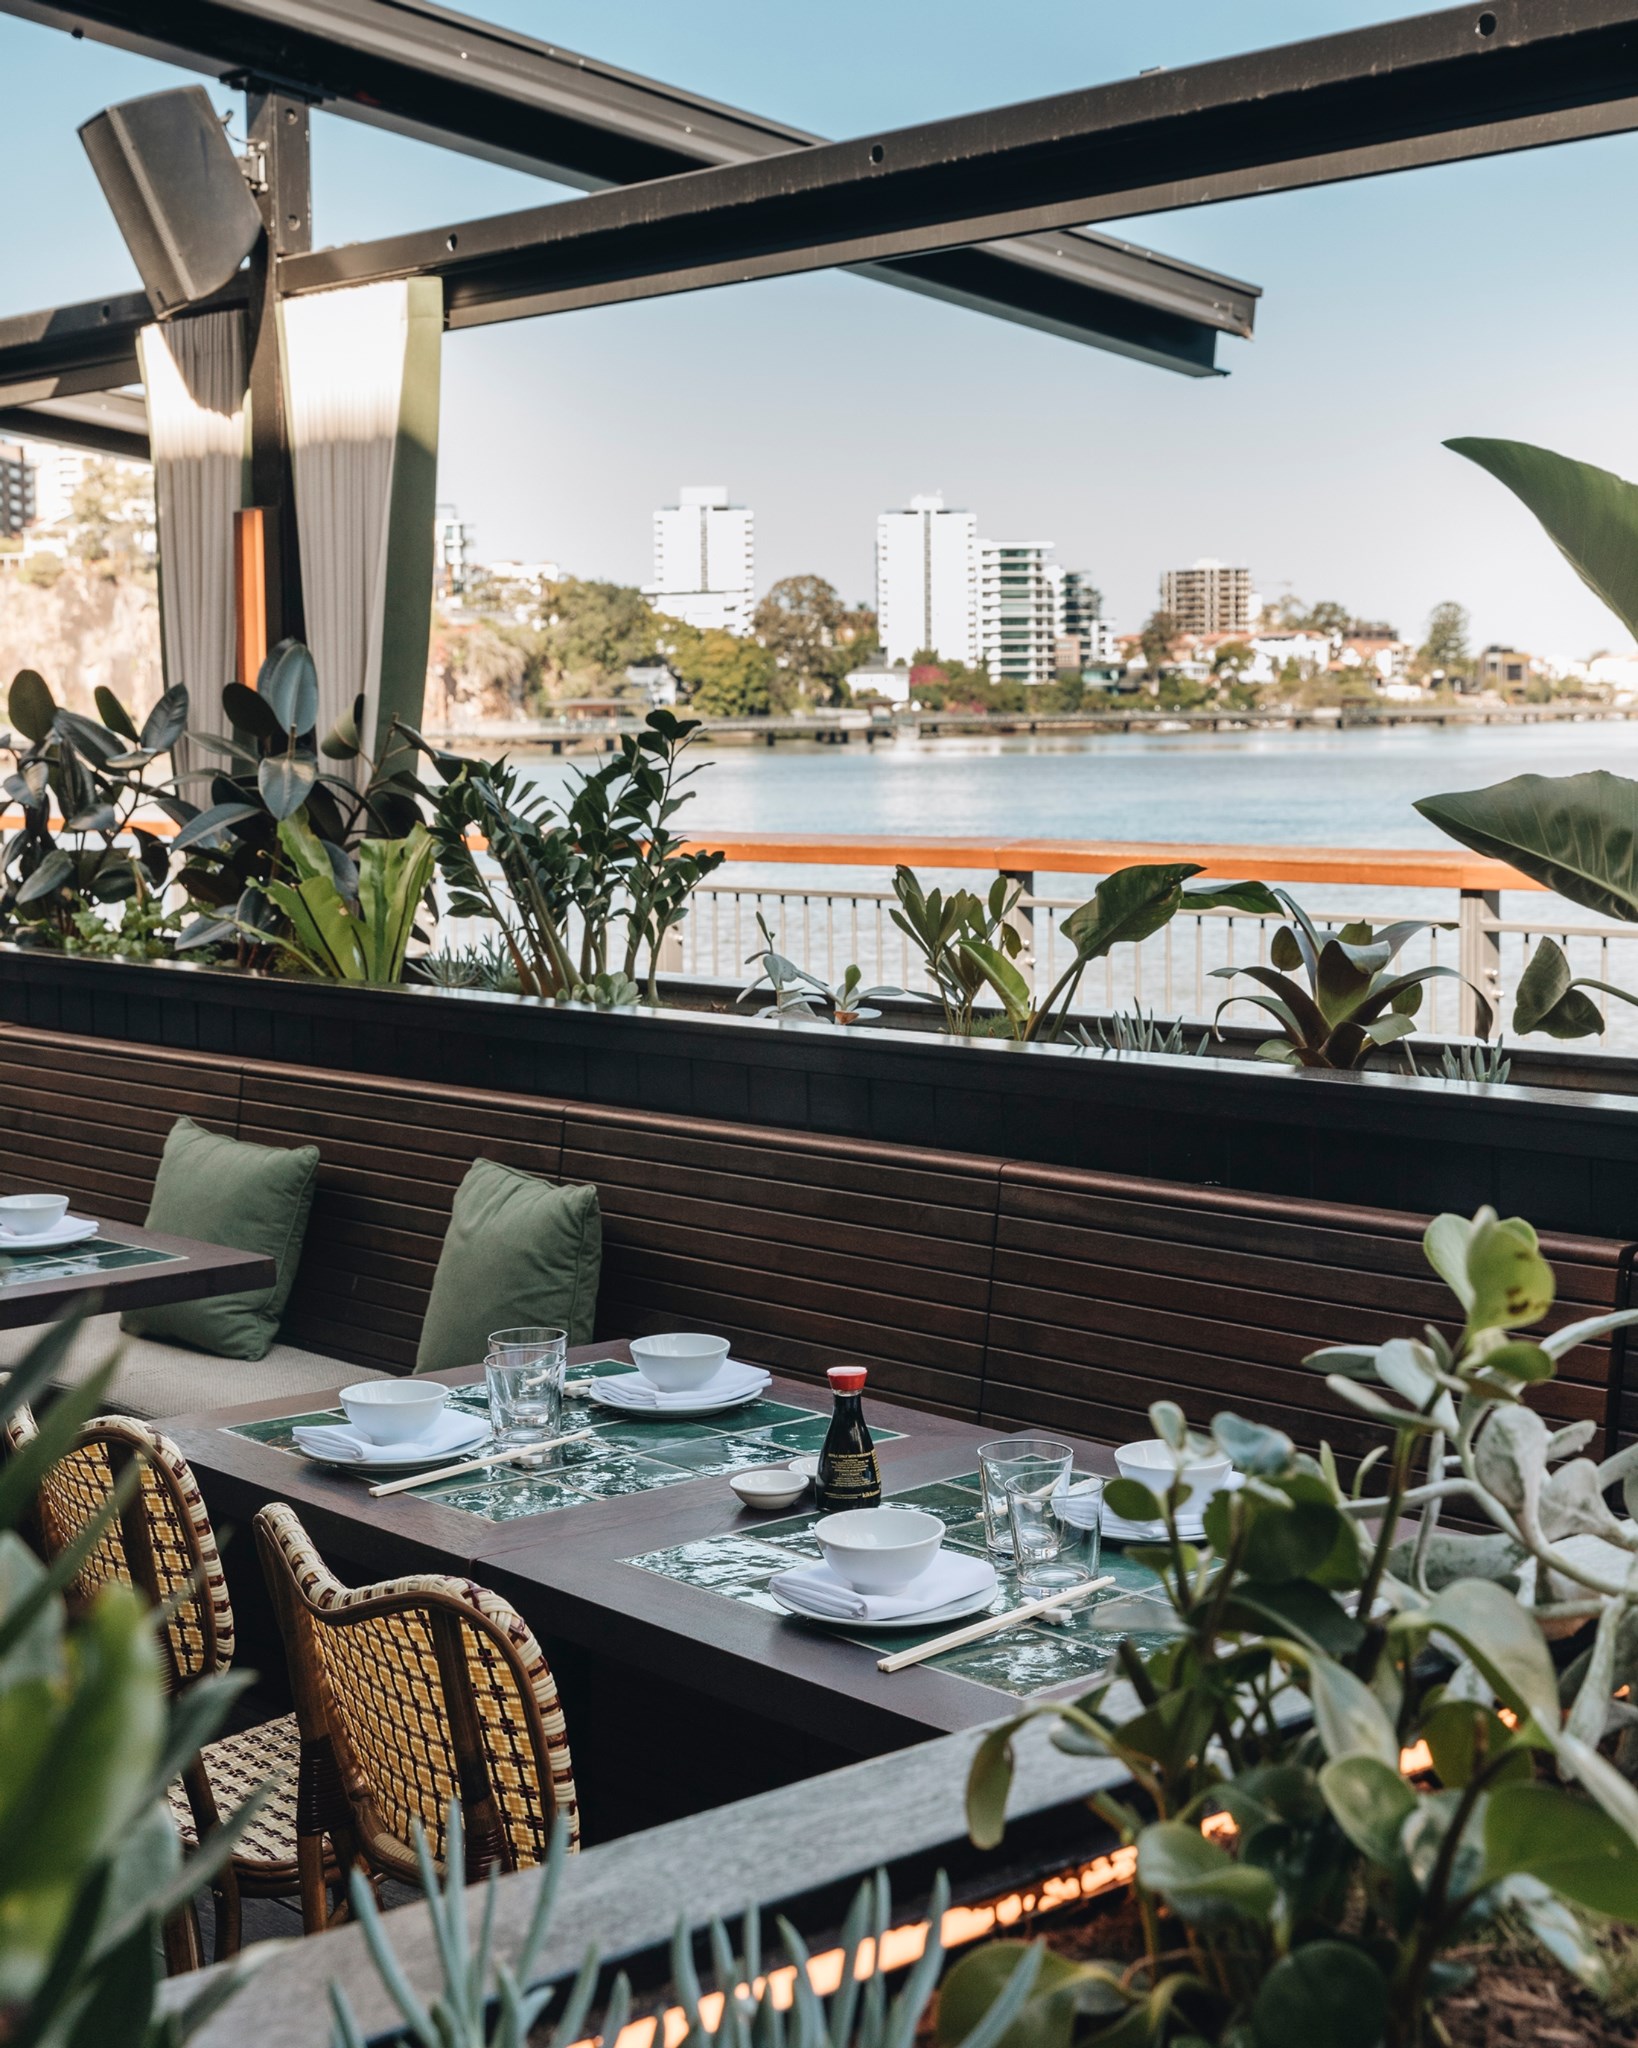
[279,277,442,768]
[137,308,248,778]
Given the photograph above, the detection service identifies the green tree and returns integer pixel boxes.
[1139,608,1182,676]
[1418,599,1472,682]
[1211,639,1257,679]
[69,459,153,567]
[541,579,658,691]
[752,574,855,705]
[662,619,778,715]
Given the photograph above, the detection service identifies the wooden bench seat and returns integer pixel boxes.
[0,1023,1631,1458]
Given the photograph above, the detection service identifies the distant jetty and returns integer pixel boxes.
[425,699,1634,754]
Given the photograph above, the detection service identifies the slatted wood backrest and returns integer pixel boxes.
[562,1103,1001,1418]
[0,1027,242,1222]
[235,1066,567,1374]
[984,1164,1632,1459]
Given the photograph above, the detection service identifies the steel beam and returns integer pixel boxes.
[0,388,148,459]
[267,1,1638,320]
[0,0,1256,372]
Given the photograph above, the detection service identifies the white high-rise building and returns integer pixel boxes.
[647,485,755,635]
[978,539,1058,686]
[875,493,978,666]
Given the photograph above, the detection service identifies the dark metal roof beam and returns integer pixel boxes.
[0,388,149,459]
[271,1,1638,323]
[0,0,1256,371]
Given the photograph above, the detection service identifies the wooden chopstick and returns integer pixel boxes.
[876,1573,1115,1673]
[367,1428,597,1498]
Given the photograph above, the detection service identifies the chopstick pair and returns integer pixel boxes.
[876,1573,1115,1673]
[367,1427,596,1498]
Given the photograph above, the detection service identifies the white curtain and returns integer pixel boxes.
[138,310,247,774]
[280,280,419,764]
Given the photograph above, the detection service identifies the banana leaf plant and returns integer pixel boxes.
[960,863,1281,1044]
[1211,891,1491,1068]
[2,667,186,940]
[1417,438,1638,1037]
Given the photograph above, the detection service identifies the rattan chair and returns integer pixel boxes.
[6,1404,310,1963]
[254,1500,579,1932]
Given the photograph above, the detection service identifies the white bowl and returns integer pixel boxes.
[816,1507,944,1594]
[630,1332,731,1393]
[0,1193,70,1237]
[730,1468,808,1512]
[341,1379,449,1446]
[1114,1438,1232,1511]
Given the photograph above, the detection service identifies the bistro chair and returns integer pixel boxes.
[5,1404,310,1965]
[253,1501,579,1933]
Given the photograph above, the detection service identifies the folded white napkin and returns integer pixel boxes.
[771,1549,998,1624]
[593,1360,771,1411]
[293,1408,488,1466]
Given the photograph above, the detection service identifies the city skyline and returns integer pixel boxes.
[4,2,1638,659]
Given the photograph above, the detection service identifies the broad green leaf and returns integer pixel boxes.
[1103,1477,1163,1524]
[1417,763,1638,924]
[1212,1411,1293,1476]
[171,801,259,852]
[1319,1756,1417,1865]
[1445,437,1638,649]
[1136,1820,1277,1923]
[1240,1497,1345,1584]
[1423,1579,1559,1730]
[137,682,188,756]
[1474,1340,1554,1384]
[1465,1211,1555,1334]
[1307,1656,1399,1765]
[966,1724,1019,1851]
[1061,862,1201,962]
[222,679,287,743]
[1179,878,1281,915]
[1269,923,1304,971]
[934,1941,1092,2048]
[258,637,319,736]
[8,668,55,742]
[1250,1941,1388,2048]
[14,849,73,907]
[92,686,139,741]
[1483,1782,1638,1918]
[1149,1400,1188,1452]
[958,940,1031,1021]
[258,750,317,821]
[1420,1698,1530,1791]
[1514,936,1607,1038]
[321,693,365,761]
[1222,1579,1364,1659]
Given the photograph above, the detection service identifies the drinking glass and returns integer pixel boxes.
[977,1437,1074,1557]
[1057,1473,1105,1582]
[1005,1469,1089,1595]
[485,1325,566,1445]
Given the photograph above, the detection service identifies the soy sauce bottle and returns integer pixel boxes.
[815,1366,881,1513]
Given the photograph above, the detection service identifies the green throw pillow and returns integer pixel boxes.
[415,1158,601,1374]
[121,1116,319,1362]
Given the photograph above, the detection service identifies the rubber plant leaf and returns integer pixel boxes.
[1445,436,1638,644]
[258,751,317,821]
[1416,769,1638,924]
[257,639,319,738]
[8,669,55,743]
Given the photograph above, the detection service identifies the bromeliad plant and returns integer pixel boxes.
[1210,890,1492,1069]
[332,1799,1035,2048]
[952,1207,1638,2048]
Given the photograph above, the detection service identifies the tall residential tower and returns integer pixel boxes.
[1160,559,1252,636]
[648,485,755,634]
[875,493,978,666]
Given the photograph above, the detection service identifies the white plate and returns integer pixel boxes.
[771,1579,1000,1631]
[1104,1471,1243,1545]
[586,1373,770,1419]
[0,1214,99,1251]
[297,1412,491,1473]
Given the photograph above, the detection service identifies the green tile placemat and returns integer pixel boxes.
[224,1359,903,1524]
[627,1471,1179,1702]
[0,1238,182,1291]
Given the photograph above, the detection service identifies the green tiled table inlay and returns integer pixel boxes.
[224,1360,902,1524]
[627,1472,1179,1702]
[0,1238,181,1290]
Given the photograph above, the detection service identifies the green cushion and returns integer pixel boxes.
[121,1116,319,1363]
[415,1158,601,1375]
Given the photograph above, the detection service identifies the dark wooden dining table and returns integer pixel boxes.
[160,1342,1132,1844]
[0,1217,277,1330]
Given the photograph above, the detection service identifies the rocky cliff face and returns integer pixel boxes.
[0,563,163,720]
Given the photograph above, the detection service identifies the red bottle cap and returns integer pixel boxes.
[828,1366,867,1395]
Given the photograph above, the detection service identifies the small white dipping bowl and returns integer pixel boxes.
[816,1506,944,1594]
[341,1379,449,1446]
[630,1332,731,1393]
[730,1467,808,1512]
[0,1193,70,1237]
[1114,1438,1231,1510]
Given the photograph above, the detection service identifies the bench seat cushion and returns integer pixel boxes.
[0,1313,382,1423]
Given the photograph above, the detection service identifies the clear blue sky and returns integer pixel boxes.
[3,1,1636,654]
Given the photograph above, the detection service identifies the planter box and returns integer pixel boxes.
[7,944,1638,1235]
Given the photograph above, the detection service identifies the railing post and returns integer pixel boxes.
[1000,868,1036,983]
[1458,888,1501,1036]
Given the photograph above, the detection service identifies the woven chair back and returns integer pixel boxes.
[255,1502,578,1875]
[8,1404,233,1688]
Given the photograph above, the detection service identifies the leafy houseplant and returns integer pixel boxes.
[889,869,1026,1036]
[740,914,904,1024]
[1210,889,1491,1068]
[952,1207,1638,2047]
[252,814,437,985]
[0,1311,256,2045]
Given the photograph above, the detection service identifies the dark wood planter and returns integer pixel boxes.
[8,944,1638,1235]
